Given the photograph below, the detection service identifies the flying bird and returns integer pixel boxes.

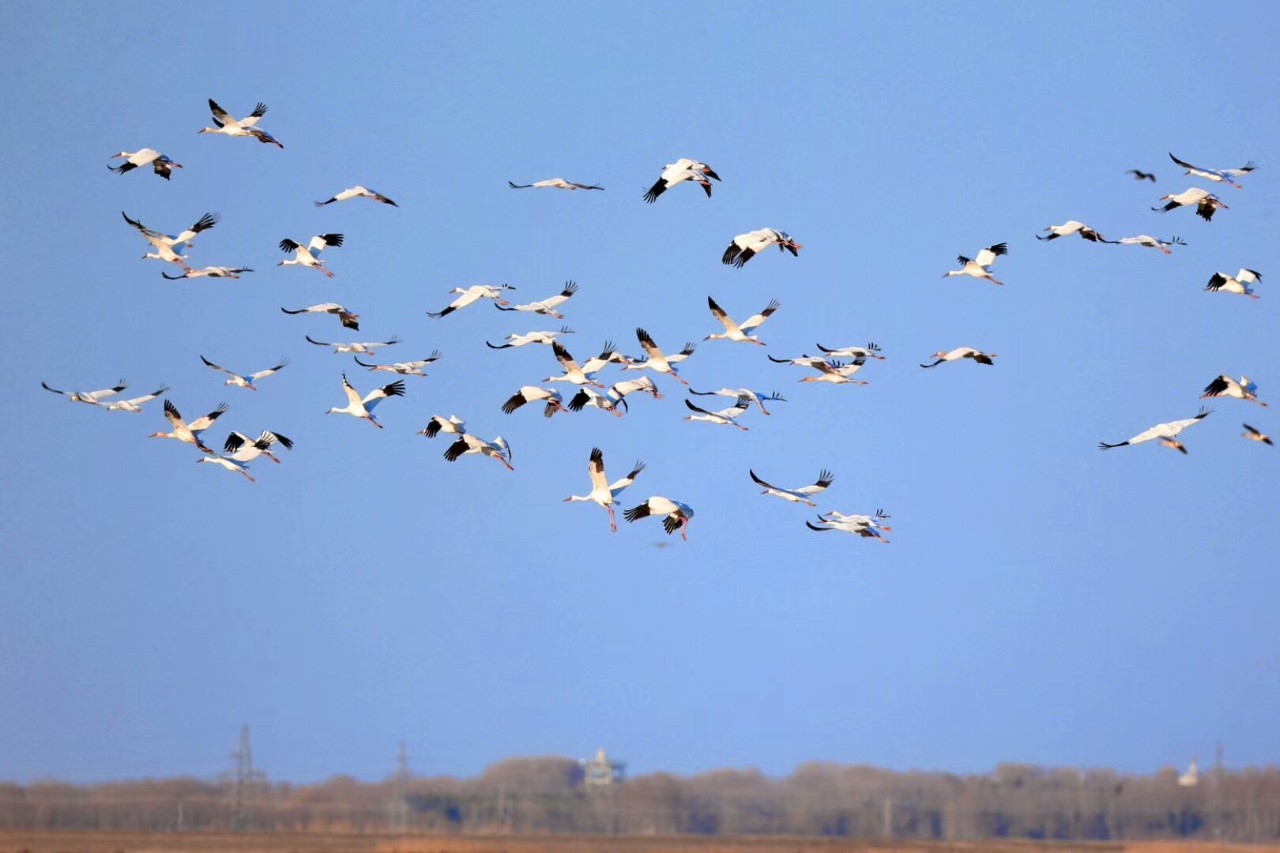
[199,355,288,391]
[1126,169,1157,182]
[149,400,226,453]
[305,334,399,354]
[122,211,219,270]
[1202,375,1266,407]
[1110,234,1185,254]
[325,373,405,428]
[281,303,361,329]
[797,359,869,385]
[486,326,574,349]
[314,186,397,206]
[501,386,567,418]
[749,469,833,507]
[705,297,780,345]
[222,430,293,464]
[1098,407,1212,454]
[920,347,997,368]
[443,433,513,470]
[352,353,440,376]
[108,148,181,179]
[508,178,603,190]
[1242,424,1273,445]
[495,281,578,319]
[721,228,802,268]
[944,243,1007,285]
[88,385,169,413]
[1205,269,1261,299]
[198,99,283,147]
[683,396,750,431]
[1152,188,1227,221]
[418,414,466,439]
[643,159,718,203]
[807,509,892,541]
[1037,221,1108,243]
[816,342,885,360]
[278,234,344,277]
[41,379,128,406]
[566,387,626,417]
[545,340,608,388]
[427,284,515,317]
[162,265,254,280]
[689,387,784,416]
[623,496,695,540]
[1168,153,1257,189]
[628,329,690,385]
[197,453,256,482]
[564,448,646,532]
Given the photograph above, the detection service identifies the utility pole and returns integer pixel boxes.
[882,796,893,839]
[390,740,411,833]
[229,725,265,831]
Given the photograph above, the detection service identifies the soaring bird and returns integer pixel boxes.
[1168,153,1257,188]
[1037,221,1108,242]
[443,433,513,470]
[222,430,293,464]
[148,400,226,453]
[1205,269,1261,299]
[721,228,802,268]
[281,303,361,330]
[495,281,578,319]
[42,379,128,406]
[704,296,780,345]
[1098,407,1212,454]
[87,385,169,413]
[944,243,1007,285]
[501,386,567,417]
[564,448,646,532]
[325,373,405,429]
[278,234,343,277]
[807,509,892,541]
[749,469,833,507]
[1202,375,1267,407]
[305,334,399,354]
[200,355,287,391]
[196,453,256,482]
[108,148,181,179]
[1126,169,1157,182]
[643,159,718,203]
[314,185,397,206]
[816,342,885,360]
[427,284,515,317]
[568,376,664,415]
[1110,234,1185,254]
[683,397,750,431]
[545,341,608,388]
[1152,188,1227,221]
[797,359,869,385]
[508,178,603,190]
[352,353,440,376]
[623,496,695,540]
[418,414,466,439]
[122,211,218,270]
[162,265,254,280]
[1242,424,1273,445]
[198,99,283,147]
[689,387,784,416]
[920,347,997,368]
[628,328,690,385]
[486,326,574,349]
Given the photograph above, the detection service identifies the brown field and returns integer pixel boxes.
[2,832,1278,853]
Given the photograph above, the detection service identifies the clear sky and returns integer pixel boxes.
[2,1,1277,784]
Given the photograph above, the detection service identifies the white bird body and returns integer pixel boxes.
[199,99,282,147]
[427,284,514,317]
[1099,407,1212,454]
[944,243,1007,285]
[305,335,399,354]
[315,185,397,206]
[808,509,892,541]
[1242,423,1273,445]
[799,359,868,384]
[502,385,567,417]
[1153,187,1228,220]
[88,385,169,412]
[149,400,226,453]
[722,228,802,267]
[278,234,343,277]
[200,355,287,390]
[816,342,885,360]
[684,397,750,430]
[546,341,607,387]
[1206,269,1261,298]
[688,387,783,415]
[1037,221,1107,242]
[749,469,833,507]
[1112,234,1185,254]
[162,265,253,280]
[495,281,578,319]
[353,352,439,376]
[564,448,646,532]
[487,326,573,349]
[197,453,255,482]
[281,303,360,329]
[108,148,181,179]
[705,296,779,345]
[42,379,128,405]
[419,414,466,439]
[508,178,603,190]
[325,373,405,428]
[628,328,690,385]
[1168,152,1256,188]
[1202,375,1266,406]
[443,433,513,470]
[644,161,716,203]
[622,496,694,540]
[222,430,293,464]
[920,347,997,368]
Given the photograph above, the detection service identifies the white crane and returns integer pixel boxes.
[442,432,513,470]
[281,303,361,330]
[508,178,603,190]
[197,453,255,482]
[622,496,694,540]
[1205,269,1261,299]
[943,242,1007,285]
[1242,424,1273,445]
[200,355,287,391]
[88,385,169,413]
[278,234,344,277]
[566,386,625,417]
[749,468,833,507]
[149,400,226,453]
[222,430,293,464]
[721,228,802,268]
[1152,188,1228,221]
[564,448,646,532]
[426,284,515,317]
[797,359,869,385]
[1202,375,1266,407]
[545,341,607,388]
[314,185,397,206]
[816,342,885,360]
[198,99,283,147]
[486,326,573,349]
[108,148,181,179]
[418,414,466,439]
[162,265,254,280]
[807,509,892,541]
[121,211,218,270]
[352,352,440,376]
[684,396,750,431]
[643,160,717,203]
[41,379,128,406]
[501,386,567,417]
[305,334,399,354]
[1098,406,1212,454]
[324,373,405,429]
[495,281,578,319]
[920,347,997,368]
[1037,221,1108,242]
[705,296,780,345]
[688,387,784,416]
[1110,234,1185,254]
[1168,152,1257,189]
[627,328,690,385]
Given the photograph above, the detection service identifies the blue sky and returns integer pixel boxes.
[2,1,1277,783]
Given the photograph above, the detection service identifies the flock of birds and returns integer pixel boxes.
[46,99,1271,542]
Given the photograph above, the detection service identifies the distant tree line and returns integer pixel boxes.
[2,759,1278,842]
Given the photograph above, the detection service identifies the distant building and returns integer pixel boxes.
[580,748,625,787]
[1178,759,1199,787]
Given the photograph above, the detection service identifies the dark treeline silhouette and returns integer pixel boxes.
[2,759,1278,842]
